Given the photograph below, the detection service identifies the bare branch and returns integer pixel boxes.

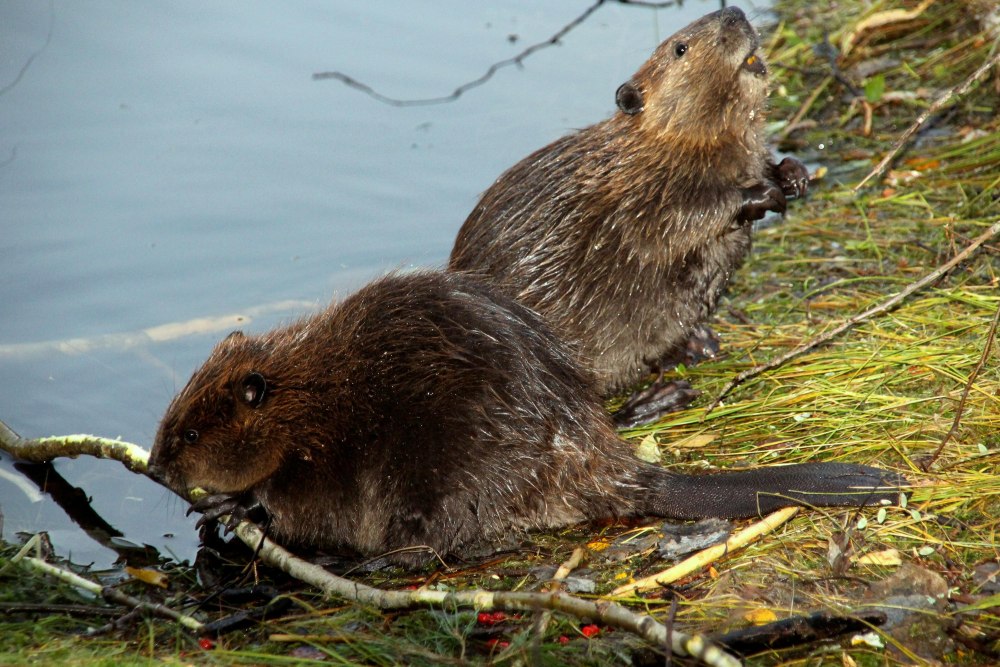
[924,298,1000,470]
[313,0,677,106]
[9,535,204,633]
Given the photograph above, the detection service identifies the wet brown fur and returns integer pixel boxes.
[150,272,898,567]
[450,8,793,394]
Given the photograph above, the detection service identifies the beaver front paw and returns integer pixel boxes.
[189,493,264,532]
[738,182,786,223]
[772,156,810,200]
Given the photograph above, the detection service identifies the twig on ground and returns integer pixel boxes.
[0,421,741,667]
[707,219,1000,413]
[234,518,739,667]
[8,535,204,633]
[710,610,887,656]
[0,602,121,618]
[610,507,800,597]
[924,298,1000,470]
[854,51,1000,191]
[531,547,587,642]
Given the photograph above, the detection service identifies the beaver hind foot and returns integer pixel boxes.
[613,380,700,429]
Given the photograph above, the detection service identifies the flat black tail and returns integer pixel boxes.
[635,462,904,520]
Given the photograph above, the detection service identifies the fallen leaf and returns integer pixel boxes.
[744,608,778,625]
[586,539,611,552]
[125,566,168,589]
[854,548,902,566]
[634,434,661,463]
[842,0,935,55]
[886,169,922,186]
[669,433,718,449]
[851,631,884,648]
[903,157,941,170]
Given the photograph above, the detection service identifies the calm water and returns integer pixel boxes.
[1,0,750,568]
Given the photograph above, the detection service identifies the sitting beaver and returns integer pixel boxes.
[449,7,809,426]
[149,271,898,567]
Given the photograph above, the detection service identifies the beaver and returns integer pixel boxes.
[449,7,809,426]
[148,271,899,567]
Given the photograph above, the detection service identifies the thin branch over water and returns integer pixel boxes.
[313,0,677,106]
[0,0,55,98]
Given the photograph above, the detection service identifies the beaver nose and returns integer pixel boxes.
[720,6,747,26]
[146,460,164,481]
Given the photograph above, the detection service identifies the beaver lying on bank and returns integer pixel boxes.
[149,271,898,567]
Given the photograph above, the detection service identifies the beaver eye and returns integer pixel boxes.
[240,371,268,408]
[183,429,199,444]
[674,42,688,57]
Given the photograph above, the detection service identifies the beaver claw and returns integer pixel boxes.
[772,156,810,200]
[189,493,262,532]
[738,182,786,223]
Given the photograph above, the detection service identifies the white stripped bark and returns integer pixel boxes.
[611,507,800,597]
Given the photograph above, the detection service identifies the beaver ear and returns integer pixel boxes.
[615,81,644,115]
[224,330,246,342]
[238,371,268,408]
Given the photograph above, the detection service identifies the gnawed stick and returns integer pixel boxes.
[707,219,1000,414]
[0,421,741,667]
[0,421,150,475]
[611,507,800,597]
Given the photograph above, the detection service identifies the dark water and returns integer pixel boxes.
[0,0,748,568]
